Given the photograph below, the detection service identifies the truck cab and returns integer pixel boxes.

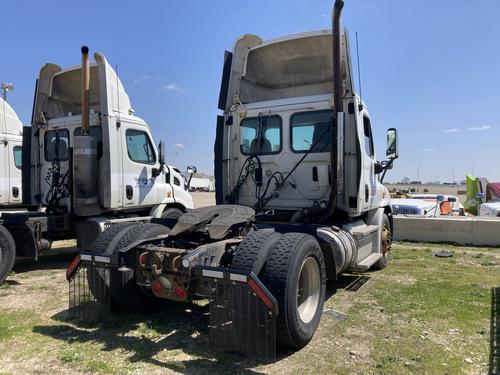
[26,52,193,215]
[0,98,23,207]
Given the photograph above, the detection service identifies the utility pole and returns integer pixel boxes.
[0,83,14,101]
[417,164,422,192]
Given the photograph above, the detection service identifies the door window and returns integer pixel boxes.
[363,116,374,158]
[13,146,22,170]
[240,115,282,155]
[44,129,70,161]
[291,110,333,153]
[125,129,156,164]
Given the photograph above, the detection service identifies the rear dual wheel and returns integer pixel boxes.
[232,231,326,348]
[88,223,171,313]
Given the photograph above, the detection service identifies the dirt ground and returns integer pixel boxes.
[0,193,498,374]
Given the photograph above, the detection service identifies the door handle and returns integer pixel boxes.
[126,185,133,200]
[12,187,19,198]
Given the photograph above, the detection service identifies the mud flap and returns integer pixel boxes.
[197,266,278,363]
[66,253,117,320]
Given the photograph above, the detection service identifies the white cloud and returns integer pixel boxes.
[174,143,185,149]
[467,125,491,131]
[133,75,151,83]
[321,13,330,18]
[443,128,460,133]
[420,148,435,152]
[163,83,188,94]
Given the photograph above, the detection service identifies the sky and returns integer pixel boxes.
[1,0,500,183]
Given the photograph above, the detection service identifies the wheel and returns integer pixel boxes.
[261,233,326,348]
[0,225,16,284]
[100,223,171,314]
[87,223,140,307]
[161,207,183,219]
[231,230,282,274]
[373,214,392,270]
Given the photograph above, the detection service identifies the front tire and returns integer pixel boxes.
[161,207,183,219]
[261,233,326,348]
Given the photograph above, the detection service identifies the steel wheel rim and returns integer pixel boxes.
[297,256,321,324]
[381,223,392,255]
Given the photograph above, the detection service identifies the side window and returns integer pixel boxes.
[240,115,282,155]
[125,129,156,164]
[363,116,374,158]
[291,110,333,153]
[13,146,22,170]
[44,129,70,161]
[174,176,180,186]
[74,126,103,159]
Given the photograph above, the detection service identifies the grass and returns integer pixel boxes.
[0,241,498,374]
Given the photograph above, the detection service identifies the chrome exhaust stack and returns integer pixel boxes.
[73,46,100,216]
[81,46,90,135]
[330,0,344,215]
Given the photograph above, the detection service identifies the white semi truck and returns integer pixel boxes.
[0,48,193,284]
[188,176,212,192]
[0,97,23,207]
[68,0,398,362]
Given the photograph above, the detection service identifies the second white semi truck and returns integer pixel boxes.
[0,48,194,284]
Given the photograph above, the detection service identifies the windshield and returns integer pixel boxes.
[240,115,282,155]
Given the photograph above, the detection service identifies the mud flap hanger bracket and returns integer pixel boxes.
[194,265,279,316]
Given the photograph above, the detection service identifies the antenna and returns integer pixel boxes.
[355,32,363,111]
[115,65,121,127]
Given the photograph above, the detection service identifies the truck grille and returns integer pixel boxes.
[209,280,276,363]
[393,206,420,215]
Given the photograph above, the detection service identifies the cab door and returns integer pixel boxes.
[360,113,377,211]
[121,122,165,208]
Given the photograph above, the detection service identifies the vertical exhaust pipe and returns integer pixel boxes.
[330,0,344,214]
[81,46,90,135]
[73,45,100,216]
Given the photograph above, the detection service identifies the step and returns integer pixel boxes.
[350,253,383,272]
[351,224,378,238]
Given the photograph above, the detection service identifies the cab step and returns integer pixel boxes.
[350,253,382,272]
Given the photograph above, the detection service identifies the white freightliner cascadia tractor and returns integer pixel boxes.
[0,49,193,284]
[0,97,23,208]
[68,0,399,362]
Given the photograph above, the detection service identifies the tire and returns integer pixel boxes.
[104,223,171,314]
[87,223,140,307]
[261,233,326,348]
[0,225,16,285]
[161,207,183,219]
[373,214,392,270]
[231,230,281,274]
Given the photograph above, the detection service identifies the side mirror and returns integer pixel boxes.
[186,166,197,190]
[386,128,398,160]
[158,140,165,165]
